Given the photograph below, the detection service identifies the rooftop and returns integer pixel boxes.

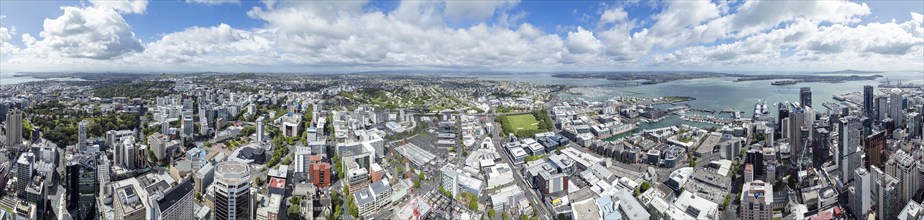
[157,178,194,211]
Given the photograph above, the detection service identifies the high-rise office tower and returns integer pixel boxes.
[65,154,97,220]
[885,150,920,204]
[853,168,871,218]
[864,85,875,119]
[161,113,169,135]
[890,89,905,128]
[878,174,901,220]
[878,96,890,122]
[256,116,265,142]
[741,180,773,220]
[215,161,252,220]
[812,127,831,165]
[16,152,34,195]
[745,149,765,177]
[788,107,805,165]
[6,108,22,150]
[778,102,789,137]
[156,178,195,220]
[182,115,194,138]
[800,87,812,108]
[840,116,862,182]
[78,120,89,149]
[864,131,887,169]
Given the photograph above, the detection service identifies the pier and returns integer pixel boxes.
[823,102,841,112]
[719,108,742,119]
[684,104,716,114]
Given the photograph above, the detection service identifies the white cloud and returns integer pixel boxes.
[565,27,601,54]
[90,0,148,14]
[444,0,518,21]
[727,1,870,37]
[185,0,240,6]
[0,0,921,72]
[33,5,144,59]
[599,7,628,26]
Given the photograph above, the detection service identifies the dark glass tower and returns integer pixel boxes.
[864,85,875,119]
[800,87,812,108]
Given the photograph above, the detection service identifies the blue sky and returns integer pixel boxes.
[0,0,922,72]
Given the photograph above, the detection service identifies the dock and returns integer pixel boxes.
[684,104,716,114]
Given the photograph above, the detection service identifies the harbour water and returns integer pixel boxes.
[478,71,924,118]
[478,71,924,139]
[0,72,84,85]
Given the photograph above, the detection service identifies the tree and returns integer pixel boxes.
[488,209,496,218]
[241,125,256,136]
[22,119,32,140]
[349,202,359,218]
[502,212,508,220]
[418,171,426,181]
[467,197,478,211]
[254,177,264,187]
[520,214,528,220]
[194,192,201,201]
[287,203,302,219]
[331,205,342,220]
[640,181,651,193]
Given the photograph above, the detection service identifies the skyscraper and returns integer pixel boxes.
[886,150,920,204]
[864,131,887,169]
[852,168,871,218]
[777,102,789,137]
[6,108,22,150]
[215,161,252,220]
[745,149,765,177]
[879,174,901,220]
[78,120,89,149]
[878,96,890,122]
[840,116,862,182]
[16,152,34,195]
[256,116,265,142]
[864,85,875,119]
[890,89,905,128]
[788,107,806,165]
[800,87,812,108]
[161,113,169,135]
[182,114,195,138]
[741,180,773,220]
[65,153,97,220]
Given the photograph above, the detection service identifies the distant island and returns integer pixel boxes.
[814,69,884,74]
[551,71,882,85]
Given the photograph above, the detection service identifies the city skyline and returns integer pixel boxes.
[1,0,923,73]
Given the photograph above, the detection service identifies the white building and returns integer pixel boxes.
[256,116,265,142]
[886,150,921,204]
[214,161,252,220]
[853,168,871,218]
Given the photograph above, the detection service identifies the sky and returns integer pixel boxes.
[0,0,922,73]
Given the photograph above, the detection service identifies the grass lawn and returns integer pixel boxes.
[506,114,540,130]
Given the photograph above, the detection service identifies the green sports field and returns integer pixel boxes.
[505,114,540,130]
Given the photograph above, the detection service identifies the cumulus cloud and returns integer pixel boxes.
[34,5,144,59]
[444,0,518,21]
[90,0,148,14]
[599,7,628,27]
[0,0,921,72]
